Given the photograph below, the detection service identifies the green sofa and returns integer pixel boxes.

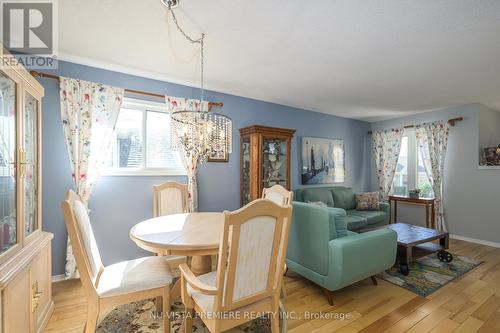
[285,201,397,305]
[294,186,390,231]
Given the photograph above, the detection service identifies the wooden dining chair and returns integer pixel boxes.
[61,190,173,333]
[180,199,293,333]
[262,184,293,298]
[262,184,293,206]
[153,181,188,217]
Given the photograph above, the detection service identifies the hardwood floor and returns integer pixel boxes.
[45,239,500,332]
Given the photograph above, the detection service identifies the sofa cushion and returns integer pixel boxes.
[332,188,356,210]
[302,189,335,207]
[348,210,387,225]
[345,214,367,230]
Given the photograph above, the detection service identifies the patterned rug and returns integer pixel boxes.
[377,253,482,297]
[96,299,286,333]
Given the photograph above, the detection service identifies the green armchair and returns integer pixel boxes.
[286,201,397,304]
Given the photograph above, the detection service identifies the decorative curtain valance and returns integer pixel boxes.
[60,76,124,278]
[166,96,209,113]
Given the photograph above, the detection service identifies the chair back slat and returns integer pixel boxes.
[262,185,293,206]
[153,181,188,216]
[61,190,103,294]
[214,199,292,312]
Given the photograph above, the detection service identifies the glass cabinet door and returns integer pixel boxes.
[261,137,287,189]
[0,71,17,254]
[241,136,251,205]
[23,92,38,237]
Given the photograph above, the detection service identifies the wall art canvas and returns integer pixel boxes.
[301,137,345,184]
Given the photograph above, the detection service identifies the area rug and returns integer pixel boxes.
[377,253,482,297]
[96,299,286,333]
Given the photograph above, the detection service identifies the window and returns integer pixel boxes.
[391,129,434,198]
[105,98,185,176]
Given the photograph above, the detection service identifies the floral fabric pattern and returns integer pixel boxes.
[60,77,124,278]
[416,121,450,231]
[165,96,208,212]
[372,128,404,202]
[356,192,380,210]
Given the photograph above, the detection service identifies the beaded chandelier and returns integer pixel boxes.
[165,1,232,160]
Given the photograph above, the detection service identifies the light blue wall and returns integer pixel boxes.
[40,61,372,275]
[371,104,500,244]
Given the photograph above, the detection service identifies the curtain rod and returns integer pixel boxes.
[29,70,224,111]
[367,116,463,135]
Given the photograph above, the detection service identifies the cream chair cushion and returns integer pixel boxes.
[187,271,217,312]
[73,200,103,280]
[264,191,286,206]
[233,216,276,301]
[98,257,173,298]
[158,187,184,215]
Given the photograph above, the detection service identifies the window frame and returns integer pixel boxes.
[391,128,430,196]
[103,98,186,177]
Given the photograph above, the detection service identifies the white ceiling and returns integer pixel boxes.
[58,0,500,122]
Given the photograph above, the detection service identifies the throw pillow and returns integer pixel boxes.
[356,192,380,210]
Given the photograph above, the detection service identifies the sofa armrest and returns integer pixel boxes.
[376,202,390,225]
[326,228,397,291]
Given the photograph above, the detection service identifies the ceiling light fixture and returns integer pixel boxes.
[160,0,179,9]
[165,0,232,162]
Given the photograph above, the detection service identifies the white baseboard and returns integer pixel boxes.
[450,234,500,248]
[51,274,66,283]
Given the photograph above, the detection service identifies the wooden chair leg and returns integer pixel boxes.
[280,284,287,299]
[155,296,163,313]
[371,276,378,286]
[270,303,280,333]
[84,303,99,333]
[163,288,170,332]
[323,288,333,306]
[183,308,194,333]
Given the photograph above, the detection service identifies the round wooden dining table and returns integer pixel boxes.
[130,212,223,273]
[130,212,223,301]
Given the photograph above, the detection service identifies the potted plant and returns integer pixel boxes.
[409,188,421,199]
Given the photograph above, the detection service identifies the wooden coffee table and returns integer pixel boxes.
[385,223,452,275]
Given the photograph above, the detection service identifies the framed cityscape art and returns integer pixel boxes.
[301,137,345,184]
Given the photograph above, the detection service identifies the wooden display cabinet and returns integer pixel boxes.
[240,125,295,206]
[0,45,53,333]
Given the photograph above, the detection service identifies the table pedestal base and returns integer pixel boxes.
[190,255,212,275]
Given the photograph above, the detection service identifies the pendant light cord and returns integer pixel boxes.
[167,8,205,108]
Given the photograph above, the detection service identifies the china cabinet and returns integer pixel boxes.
[239,125,295,206]
[0,46,53,332]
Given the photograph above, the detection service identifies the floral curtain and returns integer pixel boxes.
[60,77,124,278]
[372,128,404,202]
[166,96,209,212]
[416,121,450,231]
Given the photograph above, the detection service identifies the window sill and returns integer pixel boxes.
[478,165,500,170]
[102,168,187,177]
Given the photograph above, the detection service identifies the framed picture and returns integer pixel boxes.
[482,146,500,166]
[301,137,345,184]
[208,147,229,162]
